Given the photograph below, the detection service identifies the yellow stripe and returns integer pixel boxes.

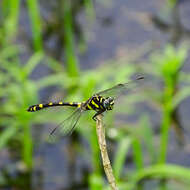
[91,100,99,108]
[39,104,43,108]
[49,102,53,106]
[100,104,104,109]
[100,97,103,103]
[33,106,36,111]
[87,104,93,110]
[69,102,73,105]
[59,102,63,105]
[77,103,81,108]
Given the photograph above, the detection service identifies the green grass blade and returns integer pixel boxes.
[89,173,103,190]
[140,115,156,164]
[62,0,79,77]
[2,0,20,43]
[132,137,144,170]
[26,0,43,51]
[113,137,131,180]
[24,52,44,75]
[131,164,190,186]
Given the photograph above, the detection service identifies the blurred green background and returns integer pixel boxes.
[1,0,190,189]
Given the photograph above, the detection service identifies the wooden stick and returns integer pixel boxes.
[96,114,118,190]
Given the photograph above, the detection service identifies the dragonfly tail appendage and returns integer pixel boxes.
[27,101,80,112]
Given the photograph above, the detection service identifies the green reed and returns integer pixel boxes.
[1,0,20,45]
[149,45,188,163]
[27,0,43,51]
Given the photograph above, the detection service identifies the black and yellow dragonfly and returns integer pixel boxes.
[27,76,144,139]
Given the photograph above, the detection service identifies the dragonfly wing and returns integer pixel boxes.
[95,76,144,99]
[48,108,83,142]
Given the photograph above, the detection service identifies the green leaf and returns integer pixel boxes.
[132,137,144,170]
[131,164,190,187]
[113,137,132,180]
[26,0,43,51]
[24,52,44,75]
[173,87,190,109]
[140,115,156,164]
[89,173,104,190]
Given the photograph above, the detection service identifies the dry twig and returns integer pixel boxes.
[96,114,118,190]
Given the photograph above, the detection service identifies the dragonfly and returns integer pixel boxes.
[27,76,144,140]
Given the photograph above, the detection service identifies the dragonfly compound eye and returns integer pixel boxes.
[104,97,114,110]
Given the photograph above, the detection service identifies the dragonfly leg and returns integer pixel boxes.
[92,110,104,121]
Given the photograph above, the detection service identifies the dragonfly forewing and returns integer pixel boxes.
[96,76,144,99]
[48,108,83,142]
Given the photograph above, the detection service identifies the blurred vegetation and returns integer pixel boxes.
[0,0,190,190]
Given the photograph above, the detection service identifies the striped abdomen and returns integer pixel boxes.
[27,101,81,112]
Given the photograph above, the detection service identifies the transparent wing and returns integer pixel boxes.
[95,76,144,99]
[48,107,83,142]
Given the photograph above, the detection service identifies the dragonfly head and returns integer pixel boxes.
[104,97,114,110]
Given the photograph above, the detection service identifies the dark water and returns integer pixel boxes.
[79,0,166,69]
[1,0,190,190]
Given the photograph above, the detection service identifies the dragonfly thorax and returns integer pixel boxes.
[103,97,114,110]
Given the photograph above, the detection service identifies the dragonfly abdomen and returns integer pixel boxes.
[27,101,81,112]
